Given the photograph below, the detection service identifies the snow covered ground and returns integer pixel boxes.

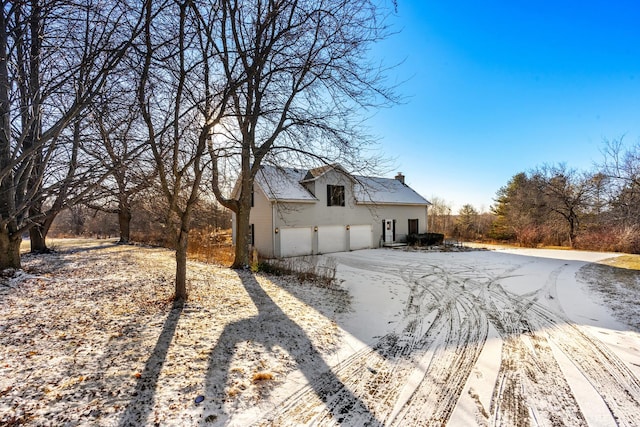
[1,240,639,426]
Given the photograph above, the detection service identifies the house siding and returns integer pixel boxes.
[249,184,275,258]
[364,204,428,244]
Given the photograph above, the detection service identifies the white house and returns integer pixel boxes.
[232,164,431,258]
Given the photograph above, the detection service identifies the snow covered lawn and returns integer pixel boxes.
[1,240,639,426]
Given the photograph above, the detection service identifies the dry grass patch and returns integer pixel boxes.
[596,254,640,271]
[252,372,274,383]
[187,228,235,266]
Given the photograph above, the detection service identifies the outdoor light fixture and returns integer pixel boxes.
[274,227,279,234]
[346,225,350,230]
[314,226,318,232]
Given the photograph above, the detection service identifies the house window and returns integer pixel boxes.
[250,187,254,207]
[408,219,419,234]
[327,185,345,206]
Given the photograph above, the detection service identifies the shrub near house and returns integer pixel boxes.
[407,233,445,246]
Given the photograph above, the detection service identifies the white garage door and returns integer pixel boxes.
[318,225,346,254]
[349,225,372,250]
[280,227,313,257]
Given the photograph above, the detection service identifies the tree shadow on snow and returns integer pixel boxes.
[118,300,184,427]
[50,240,120,254]
[201,271,382,425]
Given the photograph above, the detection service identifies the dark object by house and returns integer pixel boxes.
[407,232,444,246]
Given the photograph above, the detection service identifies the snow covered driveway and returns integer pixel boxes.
[1,241,640,426]
[262,248,640,426]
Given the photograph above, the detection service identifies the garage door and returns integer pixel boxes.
[349,224,372,250]
[279,227,313,257]
[318,225,346,254]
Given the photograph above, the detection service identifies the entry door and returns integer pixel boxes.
[384,219,394,243]
[408,218,419,235]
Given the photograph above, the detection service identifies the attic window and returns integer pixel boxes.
[327,185,345,206]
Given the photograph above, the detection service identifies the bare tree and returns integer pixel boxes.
[601,137,640,186]
[137,0,235,300]
[0,0,143,268]
[207,0,396,268]
[600,137,640,227]
[83,83,156,244]
[533,164,596,247]
[427,196,453,235]
[27,116,90,252]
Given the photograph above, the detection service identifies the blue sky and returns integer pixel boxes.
[369,1,640,212]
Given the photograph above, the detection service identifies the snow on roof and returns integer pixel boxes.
[354,176,431,205]
[255,165,317,202]
[256,164,430,206]
[303,164,334,181]
[301,163,351,182]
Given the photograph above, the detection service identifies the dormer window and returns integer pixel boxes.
[327,185,345,206]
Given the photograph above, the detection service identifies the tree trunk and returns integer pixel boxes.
[0,229,22,270]
[29,225,48,253]
[174,216,189,301]
[118,206,132,244]
[232,203,251,269]
[29,209,58,253]
[568,217,575,248]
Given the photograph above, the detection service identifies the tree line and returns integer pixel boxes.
[2,0,395,300]
[429,138,640,254]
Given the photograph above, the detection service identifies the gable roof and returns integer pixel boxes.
[255,164,430,206]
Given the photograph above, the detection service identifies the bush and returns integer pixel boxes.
[258,256,337,286]
[187,227,235,266]
[575,225,640,254]
[515,225,556,248]
[407,232,444,246]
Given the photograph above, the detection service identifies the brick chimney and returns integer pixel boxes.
[395,172,405,184]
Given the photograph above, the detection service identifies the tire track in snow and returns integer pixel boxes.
[257,254,640,426]
[534,315,640,426]
[481,297,588,426]
[258,262,489,426]
[481,265,640,426]
[383,266,488,426]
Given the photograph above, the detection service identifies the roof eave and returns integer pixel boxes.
[356,201,431,206]
[269,198,318,204]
